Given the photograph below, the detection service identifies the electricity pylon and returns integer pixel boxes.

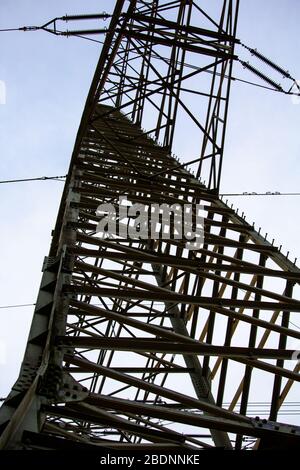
[1,0,300,451]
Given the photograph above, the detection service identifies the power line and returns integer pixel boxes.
[0,28,22,32]
[0,175,67,184]
[220,192,300,197]
[1,176,300,199]
[0,303,36,309]
[0,301,166,309]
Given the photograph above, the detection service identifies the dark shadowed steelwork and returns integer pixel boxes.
[1,0,300,451]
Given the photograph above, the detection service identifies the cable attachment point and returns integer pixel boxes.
[240,42,293,80]
[239,59,283,91]
[19,26,40,32]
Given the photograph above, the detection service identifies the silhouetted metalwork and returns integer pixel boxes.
[1,0,300,451]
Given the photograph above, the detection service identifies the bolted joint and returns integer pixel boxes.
[251,416,300,437]
[62,252,75,273]
[37,364,63,400]
[42,255,61,273]
[57,372,89,402]
[38,365,89,403]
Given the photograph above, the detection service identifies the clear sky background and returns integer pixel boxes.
[0,0,300,407]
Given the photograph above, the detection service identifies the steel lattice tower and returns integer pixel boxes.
[1,0,300,451]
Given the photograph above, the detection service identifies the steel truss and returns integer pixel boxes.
[1,0,300,451]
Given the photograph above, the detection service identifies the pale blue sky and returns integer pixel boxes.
[0,0,300,409]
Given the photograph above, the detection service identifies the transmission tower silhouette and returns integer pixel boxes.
[1,0,300,451]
